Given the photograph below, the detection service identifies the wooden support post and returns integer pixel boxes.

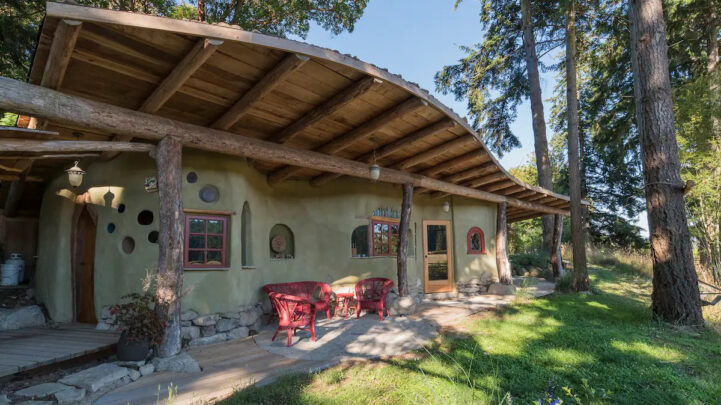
[3,162,32,218]
[551,214,564,279]
[154,136,184,358]
[496,202,512,285]
[397,183,413,297]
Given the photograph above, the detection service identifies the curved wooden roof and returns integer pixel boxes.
[14,2,576,221]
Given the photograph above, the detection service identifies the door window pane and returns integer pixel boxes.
[428,262,449,280]
[426,225,447,254]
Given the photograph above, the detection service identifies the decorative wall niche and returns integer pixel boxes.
[467,227,486,254]
[122,236,135,254]
[199,185,220,203]
[351,225,369,257]
[137,210,154,225]
[269,224,294,259]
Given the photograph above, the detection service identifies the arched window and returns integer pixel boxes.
[467,227,486,254]
[269,224,294,259]
[241,202,252,266]
[351,225,369,257]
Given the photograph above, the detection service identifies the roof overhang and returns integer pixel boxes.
[1,2,587,221]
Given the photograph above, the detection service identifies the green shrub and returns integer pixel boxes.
[510,250,551,270]
[554,273,574,293]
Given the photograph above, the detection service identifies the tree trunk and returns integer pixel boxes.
[496,202,512,284]
[565,3,589,292]
[397,183,413,297]
[629,0,704,325]
[3,162,32,217]
[521,0,554,250]
[154,136,185,357]
[551,214,564,279]
[708,8,718,75]
[197,0,205,21]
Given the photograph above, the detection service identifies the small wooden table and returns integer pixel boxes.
[334,292,355,319]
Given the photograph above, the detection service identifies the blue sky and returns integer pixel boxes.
[295,0,552,169]
[295,0,649,234]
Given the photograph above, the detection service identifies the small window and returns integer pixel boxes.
[351,225,369,257]
[185,214,229,268]
[269,224,294,259]
[372,219,399,257]
[407,228,415,257]
[467,227,486,254]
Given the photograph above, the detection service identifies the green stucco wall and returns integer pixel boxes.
[35,151,498,322]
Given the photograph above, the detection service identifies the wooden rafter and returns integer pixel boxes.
[0,153,100,160]
[139,38,223,114]
[485,181,518,193]
[466,172,508,188]
[267,76,381,144]
[0,127,60,139]
[102,37,222,159]
[393,136,477,170]
[267,97,427,185]
[212,54,309,130]
[42,20,82,90]
[440,162,496,183]
[310,119,455,187]
[417,150,489,177]
[0,77,571,216]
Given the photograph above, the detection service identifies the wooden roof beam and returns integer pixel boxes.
[485,182,520,193]
[392,136,477,170]
[0,77,570,216]
[140,38,224,114]
[212,54,310,130]
[508,189,538,199]
[102,37,222,159]
[417,150,488,177]
[466,172,508,188]
[268,76,381,144]
[0,153,100,160]
[1,139,155,153]
[267,97,427,185]
[310,119,455,186]
[441,162,497,183]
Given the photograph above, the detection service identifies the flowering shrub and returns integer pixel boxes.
[110,292,165,345]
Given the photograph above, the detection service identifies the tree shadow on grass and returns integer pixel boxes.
[223,270,721,405]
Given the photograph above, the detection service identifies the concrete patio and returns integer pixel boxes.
[96,279,554,405]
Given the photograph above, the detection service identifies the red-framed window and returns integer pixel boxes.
[185,214,228,268]
[467,227,486,254]
[372,219,399,256]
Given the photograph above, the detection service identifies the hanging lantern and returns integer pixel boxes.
[369,163,381,181]
[443,201,450,213]
[66,161,85,188]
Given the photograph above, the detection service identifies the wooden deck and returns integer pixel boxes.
[0,323,120,378]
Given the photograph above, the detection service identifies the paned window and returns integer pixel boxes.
[185,215,228,268]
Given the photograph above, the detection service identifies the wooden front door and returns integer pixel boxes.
[74,206,97,323]
[422,220,454,293]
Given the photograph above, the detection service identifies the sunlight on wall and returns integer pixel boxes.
[56,186,126,208]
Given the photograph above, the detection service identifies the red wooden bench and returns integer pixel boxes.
[355,278,394,321]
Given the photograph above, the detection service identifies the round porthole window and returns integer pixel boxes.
[148,230,159,244]
[117,204,126,213]
[107,223,116,234]
[199,185,220,203]
[137,210,154,225]
[186,172,198,183]
[122,236,135,254]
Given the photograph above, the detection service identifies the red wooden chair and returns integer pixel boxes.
[262,282,332,323]
[267,292,316,346]
[355,278,394,321]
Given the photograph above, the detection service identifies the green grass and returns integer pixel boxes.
[222,269,721,404]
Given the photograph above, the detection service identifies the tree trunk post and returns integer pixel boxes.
[521,0,554,251]
[3,162,32,218]
[551,214,564,279]
[629,0,704,325]
[496,202,512,285]
[397,183,413,297]
[565,3,589,292]
[154,136,185,357]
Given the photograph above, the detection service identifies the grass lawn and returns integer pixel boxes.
[222,268,721,404]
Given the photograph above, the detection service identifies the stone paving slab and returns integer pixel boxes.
[254,314,438,362]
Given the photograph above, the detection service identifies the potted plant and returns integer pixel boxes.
[110,292,165,361]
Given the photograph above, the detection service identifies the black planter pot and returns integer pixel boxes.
[117,330,151,361]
